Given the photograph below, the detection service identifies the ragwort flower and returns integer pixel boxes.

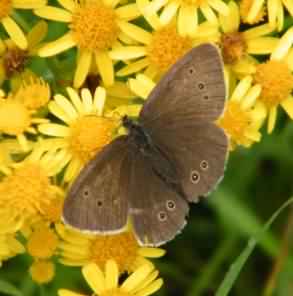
[253,27,293,133]
[38,87,119,182]
[0,0,46,49]
[56,223,165,273]
[58,260,163,296]
[35,0,141,88]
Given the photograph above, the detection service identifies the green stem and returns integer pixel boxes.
[187,236,237,296]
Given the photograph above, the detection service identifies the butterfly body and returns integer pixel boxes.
[63,43,228,246]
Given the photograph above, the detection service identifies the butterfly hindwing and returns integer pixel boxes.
[129,150,189,246]
[62,136,131,234]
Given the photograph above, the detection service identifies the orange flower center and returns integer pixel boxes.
[69,115,117,163]
[218,101,251,146]
[70,3,119,51]
[221,32,247,64]
[90,232,139,272]
[147,25,192,71]
[0,0,12,19]
[254,60,293,108]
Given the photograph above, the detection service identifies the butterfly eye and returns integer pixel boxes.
[200,160,209,171]
[203,94,209,100]
[158,211,167,222]
[198,82,205,90]
[190,170,200,184]
[166,200,176,211]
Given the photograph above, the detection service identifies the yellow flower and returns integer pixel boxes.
[29,259,55,284]
[0,209,24,265]
[219,1,279,80]
[0,0,46,49]
[239,0,266,24]
[110,0,219,79]
[253,27,293,133]
[27,224,59,259]
[35,0,141,88]
[241,0,293,31]
[0,148,64,229]
[0,139,28,175]
[145,0,229,33]
[56,223,165,273]
[0,79,49,151]
[58,260,163,296]
[218,75,265,149]
[0,21,48,84]
[0,232,25,266]
[38,87,119,182]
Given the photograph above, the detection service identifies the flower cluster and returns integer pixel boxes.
[0,0,292,294]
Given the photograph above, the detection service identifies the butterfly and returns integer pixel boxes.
[62,43,228,246]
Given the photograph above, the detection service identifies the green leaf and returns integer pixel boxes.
[215,196,293,296]
[0,279,23,296]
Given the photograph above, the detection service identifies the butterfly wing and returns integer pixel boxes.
[129,150,189,246]
[62,136,131,234]
[140,43,226,126]
[139,43,228,202]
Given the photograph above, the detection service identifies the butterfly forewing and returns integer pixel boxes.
[62,136,131,233]
[140,43,226,127]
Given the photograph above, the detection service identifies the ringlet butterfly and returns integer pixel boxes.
[62,43,228,246]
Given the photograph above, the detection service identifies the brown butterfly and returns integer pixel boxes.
[62,43,228,246]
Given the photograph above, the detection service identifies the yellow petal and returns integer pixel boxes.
[283,0,293,15]
[267,106,277,134]
[246,37,279,55]
[13,0,46,9]
[219,1,239,33]
[82,264,105,294]
[38,123,70,137]
[118,21,152,45]
[38,32,76,57]
[200,3,218,24]
[243,24,275,40]
[135,279,163,296]
[121,264,154,292]
[27,21,48,52]
[109,46,146,60]
[178,5,190,36]
[95,51,114,86]
[268,0,278,29]
[80,89,93,113]
[137,0,162,29]
[58,289,84,296]
[138,248,166,258]
[242,84,262,110]
[34,6,72,22]
[271,27,293,61]
[93,87,106,115]
[49,101,72,124]
[230,76,253,102]
[281,95,293,119]
[246,0,265,23]
[66,87,84,114]
[117,58,149,76]
[57,0,76,12]
[105,260,119,289]
[276,0,284,32]
[160,2,180,25]
[116,3,141,20]
[208,0,229,15]
[74,50,92,88]
[1,17,27,50]
[54,94,78,120]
